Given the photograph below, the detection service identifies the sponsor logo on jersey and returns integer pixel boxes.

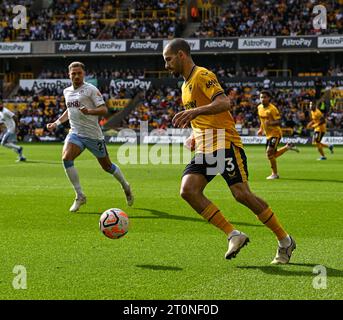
[67,100,81,108]
[206,79,218,88]
[184,100,196,109]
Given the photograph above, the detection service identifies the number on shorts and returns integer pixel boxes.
[225,157,235,172]
[97,142,104,153]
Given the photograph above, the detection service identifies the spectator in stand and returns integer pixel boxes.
[192,0,342,38]
[0,0,185,41]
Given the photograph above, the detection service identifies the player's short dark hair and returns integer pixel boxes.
[68,61,85,71]
[166,38,191,56]
[260,90,272,97]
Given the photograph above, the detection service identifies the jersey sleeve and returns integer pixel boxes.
[197,71,225,101]
[4,108,15,119]
[90,86,105,107]
[271,106,281,120]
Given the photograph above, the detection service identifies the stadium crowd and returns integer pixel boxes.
[130,0,185,11]
[38,68,147,80]
[0,0,185,41]
[3,83,342,142]
[122,85,343,134]
[29,64,343,81]
[192,0,343,37]
[1,0,343,41]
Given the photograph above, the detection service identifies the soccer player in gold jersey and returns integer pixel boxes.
[257,91,299,180]
[163,38,296,264]
[307,101,334,160]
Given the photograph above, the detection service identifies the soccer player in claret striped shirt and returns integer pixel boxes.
[163,38,296,264]
[47,62,133,212]
[257,90,299,180]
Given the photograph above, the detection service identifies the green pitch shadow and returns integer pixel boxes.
[18,160,62,165]
[132,208,204,222]
[132,208,263,227]
[77,207,263,227]
[136,264,183,271]
[237,263,343,277]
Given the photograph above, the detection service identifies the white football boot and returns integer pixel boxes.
[123,184,134,207]
[266,174,279,180]
[286,143,300,153]
[69,195,87,212]
[271,236,296,264]
[225,231,250,260]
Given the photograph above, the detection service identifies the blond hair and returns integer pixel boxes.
[68,61,85,71]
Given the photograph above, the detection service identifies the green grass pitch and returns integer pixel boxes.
[0,144,342,300]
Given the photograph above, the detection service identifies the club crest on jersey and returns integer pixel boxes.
[67,100,81,108]
[188,84,192,93]
[184,100,196,109]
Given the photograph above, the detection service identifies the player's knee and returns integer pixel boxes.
[63,159,74,169]
[267,152,275,160]
[180,186,197,201]
[233,190,250,205]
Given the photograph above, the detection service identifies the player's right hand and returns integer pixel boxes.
[46,122,57,131]
[257,128,263,136]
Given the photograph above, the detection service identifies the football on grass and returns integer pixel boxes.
[99,208,129,239]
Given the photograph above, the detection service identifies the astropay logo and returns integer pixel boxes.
[91,41,126,52]
[57,42,88,52]
[129,41,160,51]
[0,42,31,54]
[318,36,343,48]
[280,37,314,48]
[203,39,235,49]
[110,79,152,90]
[238,38,276,50]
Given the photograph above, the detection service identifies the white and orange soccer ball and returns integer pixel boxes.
[99,208,129,239]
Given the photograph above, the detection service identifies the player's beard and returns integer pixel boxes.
[73,78,83,88]
[171,66,181,78]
